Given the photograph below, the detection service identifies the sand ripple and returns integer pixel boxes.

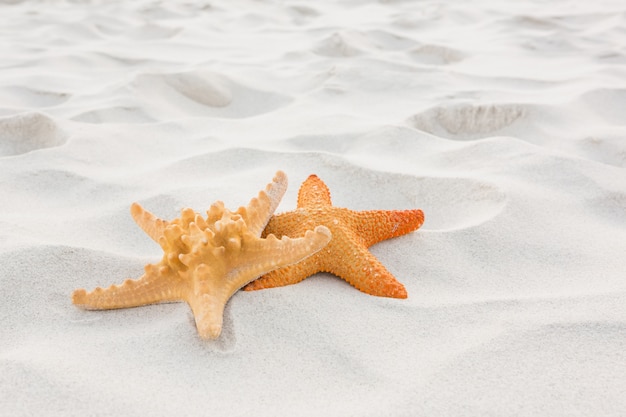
[1,1,625,416]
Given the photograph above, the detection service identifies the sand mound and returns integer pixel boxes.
[0,113,67,157]
[408,103,527,139]
[131,70,292,119]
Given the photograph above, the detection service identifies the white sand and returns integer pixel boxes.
[1,0,626,415]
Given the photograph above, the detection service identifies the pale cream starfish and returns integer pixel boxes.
[72,171,331,339]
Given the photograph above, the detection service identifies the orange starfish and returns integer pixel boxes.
[244,174,424,298]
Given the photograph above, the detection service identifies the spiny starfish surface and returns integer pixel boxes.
[72,171,331,339]
[244,174,424,298]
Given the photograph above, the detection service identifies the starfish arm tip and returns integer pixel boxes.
[198,324,222,340]
[129,202,149,222]
[394,286,408,299]
[414,209,425,226]
[273,170,287,183]
[71,289,87,306]
[379,275,408,299]
[266,170,288,203]
[243,171,289,236]
[360,279,408,299]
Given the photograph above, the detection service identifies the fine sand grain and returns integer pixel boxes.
[1,0,625,416]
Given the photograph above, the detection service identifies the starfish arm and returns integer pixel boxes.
[184,263,242,340]
[72,264,181,309]
[352,209,424,247]
[243,254,320,291]
[327,242,408,299]
[260,210,312,239]
[130,203,169,243]
[239,225,331,287]
[297,174,332,208]
[236,170,288,237]
[184,220,328,339]
[186,287,228,340]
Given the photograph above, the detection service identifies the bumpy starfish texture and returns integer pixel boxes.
[72,171,332,339]
[244,174,424,298]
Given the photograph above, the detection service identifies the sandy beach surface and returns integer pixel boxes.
[1,0,625,416]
